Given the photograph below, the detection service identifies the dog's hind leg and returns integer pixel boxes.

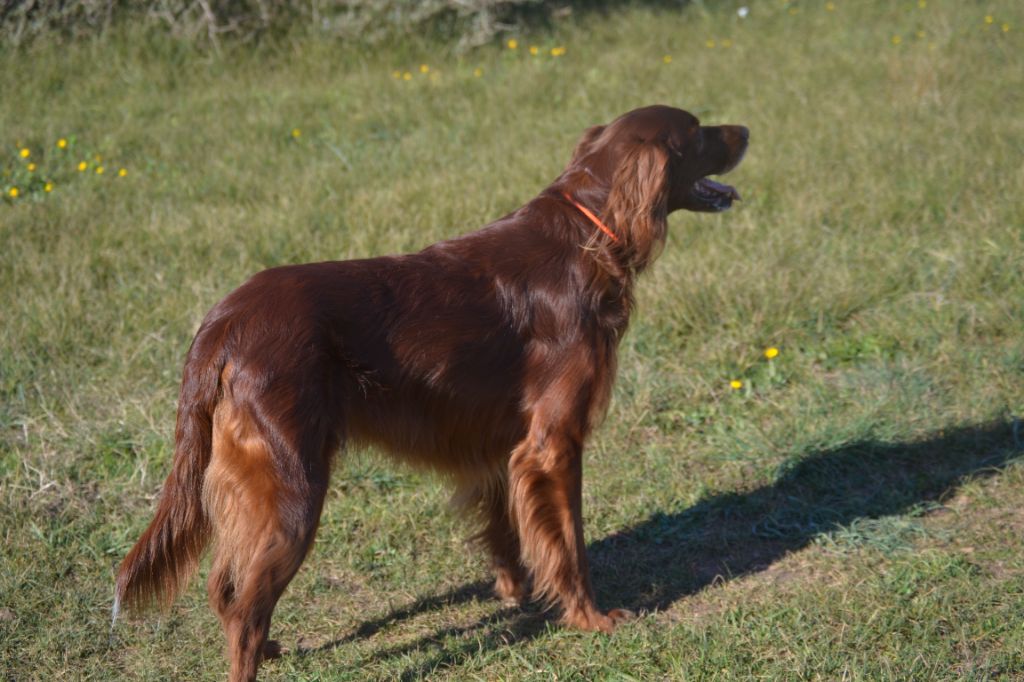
[203,395,333,682]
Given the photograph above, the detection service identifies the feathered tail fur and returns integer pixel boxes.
[113,337,223,622]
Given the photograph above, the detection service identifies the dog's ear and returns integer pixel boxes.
[603,141,670,271]
[570,125,606,162]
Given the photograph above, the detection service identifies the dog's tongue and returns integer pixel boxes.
[700,178,741,201]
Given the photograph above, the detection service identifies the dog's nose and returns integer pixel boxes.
[730,126,750,143]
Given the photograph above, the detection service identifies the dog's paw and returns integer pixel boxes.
[262,639,285,660]
[563,607,636,633]
[606,608,636,627]
[494,569,528,607]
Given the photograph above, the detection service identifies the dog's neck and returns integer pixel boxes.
[545,193,664,285]
[561,191,620,244]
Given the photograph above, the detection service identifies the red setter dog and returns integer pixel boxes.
[115,105,748,681]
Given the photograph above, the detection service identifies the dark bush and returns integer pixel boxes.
[0,0,554,49]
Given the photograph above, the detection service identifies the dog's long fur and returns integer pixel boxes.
[115,105,748,681]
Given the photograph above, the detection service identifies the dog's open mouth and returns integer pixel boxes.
[691,177,741,212]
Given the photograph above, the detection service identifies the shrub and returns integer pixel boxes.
[0,0,553,49]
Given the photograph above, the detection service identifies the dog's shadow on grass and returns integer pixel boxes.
[588,419,1021,614]
[304,419,1021,678]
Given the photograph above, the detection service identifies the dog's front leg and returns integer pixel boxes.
[508,427,633,633]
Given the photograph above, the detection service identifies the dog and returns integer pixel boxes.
[115,105,748,681]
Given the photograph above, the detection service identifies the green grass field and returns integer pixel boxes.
[2,1,1023,679]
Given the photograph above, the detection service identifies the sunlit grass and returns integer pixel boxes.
[1,1,1023,679]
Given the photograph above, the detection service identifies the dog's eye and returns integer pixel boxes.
[671,135,697,158]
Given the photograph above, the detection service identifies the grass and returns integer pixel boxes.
[2,1,1023,679]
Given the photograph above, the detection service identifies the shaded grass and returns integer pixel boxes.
[2,0,1023,679]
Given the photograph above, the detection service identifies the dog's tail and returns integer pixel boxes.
[113,336,225,623]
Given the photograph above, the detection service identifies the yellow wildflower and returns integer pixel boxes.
[77,161,88,171]
[706,39,716,48]
[291,128,301,138]
[918,0,926,7]
[473,67,483,77]
[94,154,102,162]
[891,34,902,45]
[507,39,518,50]
[118,168,128,177]
[730,380,743,390]
[392,70,401,79]
[8,187,18,198]
[985,15,993,24]
[419,64,429,74]
[57,138,68,149]
[96,166,105,175]
[44,182,53,192]
[1003,23,1011,32]
[27,163,36,172]
[764,347,779,360]
[529,46,538,55]
[550,47,566,57]
[826,2,835,10]
[403,72,412,81]
[663,55,672,64]
[19,148,30,158]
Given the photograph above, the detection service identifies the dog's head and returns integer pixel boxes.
[563,105,748,270]
[571,105,749,214]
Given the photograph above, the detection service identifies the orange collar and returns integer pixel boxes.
[562,192,620,244]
